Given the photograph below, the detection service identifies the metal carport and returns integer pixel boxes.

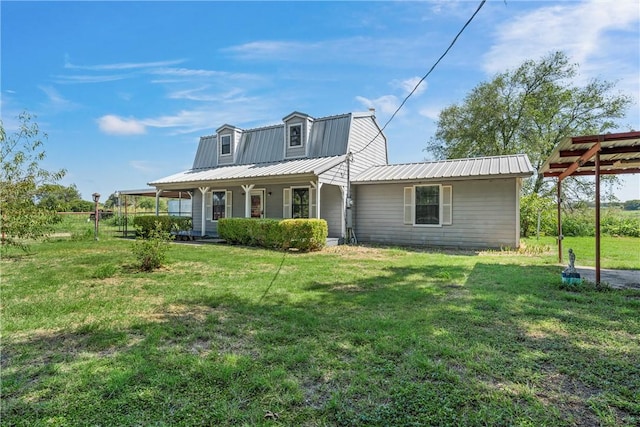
[539,131,640,284]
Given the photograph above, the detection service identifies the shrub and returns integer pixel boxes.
[280,219,327,251]
[131,222,171,271]
[132,215,192,237]
[218,218,327,252]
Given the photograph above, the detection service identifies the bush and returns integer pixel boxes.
[280,219,327,252]
[131,222,171,271]
[132,215,192,237]
[218,218,328,252]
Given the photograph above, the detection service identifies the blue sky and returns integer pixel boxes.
[2,0,639,202]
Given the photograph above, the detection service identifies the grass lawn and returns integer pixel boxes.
[522,236,640,270]
[2,237,639,426]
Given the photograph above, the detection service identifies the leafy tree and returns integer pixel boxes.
[624,200,640,211]
[426,51,631,197]
[1,113,66,250]
[425,52,632,236]
[34,183,82,211]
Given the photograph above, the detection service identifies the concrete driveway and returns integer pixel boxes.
[575,267,640,290]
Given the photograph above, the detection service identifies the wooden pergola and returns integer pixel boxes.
[539,131,640,284]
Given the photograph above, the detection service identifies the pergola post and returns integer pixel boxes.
[595,151,601,285]
[557,179,563,264]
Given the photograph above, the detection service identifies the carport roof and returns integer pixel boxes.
[539,131,640,178]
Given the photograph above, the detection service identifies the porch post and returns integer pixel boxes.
[155,189,162,216]
[242,184,255,218]
[312,181,323,219]
[199,187,209,236]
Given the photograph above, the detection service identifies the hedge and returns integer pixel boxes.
[218,218,328,252]
[132,216,192,238]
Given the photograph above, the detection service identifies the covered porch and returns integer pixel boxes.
[148,156,350,240]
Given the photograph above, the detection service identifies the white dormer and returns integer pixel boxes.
[216,124,241,165]
[283,112,313,158]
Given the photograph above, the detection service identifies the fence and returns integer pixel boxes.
[55,211,189,239]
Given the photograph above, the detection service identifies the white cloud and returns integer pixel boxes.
[129,160,156,173]
[38,85,78,110]
[355,95,399,115]
[484,0,640,75]
[65,57,185,71]
[392,76,428,97]
[97,115,147,135]
[53,74,130,84]
[418,105,442,121]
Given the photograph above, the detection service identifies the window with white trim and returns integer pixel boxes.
[292,187,309,218]
[288,124,302,147]
[283,186,315,219]
[207,190,233,221]
[404,184,452,226]
[220,134,232,156]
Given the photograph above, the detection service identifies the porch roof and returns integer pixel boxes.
[352,154,533,184]
[149,155,346,187]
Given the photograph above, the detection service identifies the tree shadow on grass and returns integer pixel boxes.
[3,262,638,426]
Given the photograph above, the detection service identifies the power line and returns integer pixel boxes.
[352,0,487,156]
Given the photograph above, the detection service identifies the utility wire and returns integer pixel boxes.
[352,0,487,156]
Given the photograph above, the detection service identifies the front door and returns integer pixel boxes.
[250,190,264,218]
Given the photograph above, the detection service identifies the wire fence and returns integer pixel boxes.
[54,211,190,239]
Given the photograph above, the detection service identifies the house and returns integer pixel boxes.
[149,111,533,249]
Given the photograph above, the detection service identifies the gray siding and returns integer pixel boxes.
[348,115,387,179]
[320,184,344,238]
[353,178,520,249]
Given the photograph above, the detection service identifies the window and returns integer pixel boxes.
[292,188,309,218]
[212,191,226,220]
[220,134,232,156]
[415,185,440,225]
[289,124,302,147]
[404,185,452,226]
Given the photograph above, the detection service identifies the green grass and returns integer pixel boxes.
[523,236,640,270]
[2,237,639,426]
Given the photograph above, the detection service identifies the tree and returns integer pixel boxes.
[425,52,632,237]
[1,113,66,250]
[426,51,631,197]
[34,183,82,211]
[624,200,640,211]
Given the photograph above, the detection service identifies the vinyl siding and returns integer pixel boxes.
[320,184,344,238]
[354,178,520,249]
[347,115,387,179]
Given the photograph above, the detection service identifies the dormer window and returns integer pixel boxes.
[220,134,232,156]
[288,124,302,147]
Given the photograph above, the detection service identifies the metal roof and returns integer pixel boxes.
[116,188,193,199]
[352,154,533,183]
[190,113,355,169]
[539,131,640,178]
[149,155,347,187]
